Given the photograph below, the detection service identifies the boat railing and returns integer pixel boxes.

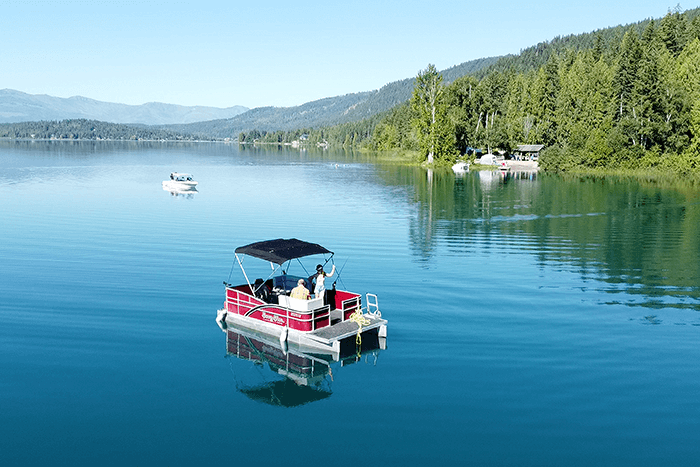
[338,293,361,321]
[225,286,331,331]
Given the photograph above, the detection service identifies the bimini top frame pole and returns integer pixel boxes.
[235,253,285,296]
[235,253,253,293]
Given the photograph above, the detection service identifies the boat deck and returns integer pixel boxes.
[308,315,386,343]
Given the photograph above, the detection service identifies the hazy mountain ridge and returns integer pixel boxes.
[163,56,501,138]
[0,56,499,136]
[0,89,249,125]
[165,91,377,137]
[4,8,697,142]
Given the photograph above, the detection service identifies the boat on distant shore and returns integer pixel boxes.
[478,154,499,165]
[452,161,470,173]
[216,238,387,358]
[162,172,198,192]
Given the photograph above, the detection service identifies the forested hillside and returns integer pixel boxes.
[0,119,202,141]
[0,56,498,145]
[6,5,700,178]
[165,57,500,139]
[298,7,700,176]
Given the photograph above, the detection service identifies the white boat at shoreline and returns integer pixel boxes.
[452,161,470,173]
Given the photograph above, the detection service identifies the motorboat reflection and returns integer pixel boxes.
[478,169,499,190]
[222,321,385,407]
[479,167,539,188]
[499,169,539,182]
[164,190,197,198]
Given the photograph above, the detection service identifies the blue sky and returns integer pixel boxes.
[0,0,691,109]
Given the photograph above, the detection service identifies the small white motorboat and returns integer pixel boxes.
[452,161,470,173]
[162,172,198,192]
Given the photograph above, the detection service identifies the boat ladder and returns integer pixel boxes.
[366,293,380,318]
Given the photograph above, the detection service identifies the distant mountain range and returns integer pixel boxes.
[0,56,498,137]
[5,7,696,141]
[0,89,249,125]
[163,57,500,138]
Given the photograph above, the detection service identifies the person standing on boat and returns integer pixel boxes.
[290,279,310,300]
[312,264,335,303]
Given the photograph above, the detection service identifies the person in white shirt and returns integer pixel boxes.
[313,263,335,303]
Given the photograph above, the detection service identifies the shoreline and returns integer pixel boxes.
[469,160,539,172]
[503,160,539,171]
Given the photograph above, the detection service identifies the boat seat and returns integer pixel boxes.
[278,295,323,311]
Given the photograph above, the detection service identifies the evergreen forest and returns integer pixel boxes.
[0,119,204,141]
[4,7,700,177]
[241,8,700,175]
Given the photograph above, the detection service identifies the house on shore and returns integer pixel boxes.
[515,144,544,161]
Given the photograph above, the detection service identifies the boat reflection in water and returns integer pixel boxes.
[499,169,538,182]
[222,321,385,407]
[163,188,197,198]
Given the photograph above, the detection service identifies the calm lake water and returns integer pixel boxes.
[1,140,700,466]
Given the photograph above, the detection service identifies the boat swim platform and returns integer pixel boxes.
[222,311,387,358]
[308,315,386,342]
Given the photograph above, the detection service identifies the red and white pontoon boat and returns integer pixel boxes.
[216,238,387,357]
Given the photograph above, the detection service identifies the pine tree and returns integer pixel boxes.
[411,64,453,163]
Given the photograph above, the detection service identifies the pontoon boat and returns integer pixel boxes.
[216,238,387,358]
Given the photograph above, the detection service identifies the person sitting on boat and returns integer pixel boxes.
[312,264,335,302]
[290,279,310,300]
